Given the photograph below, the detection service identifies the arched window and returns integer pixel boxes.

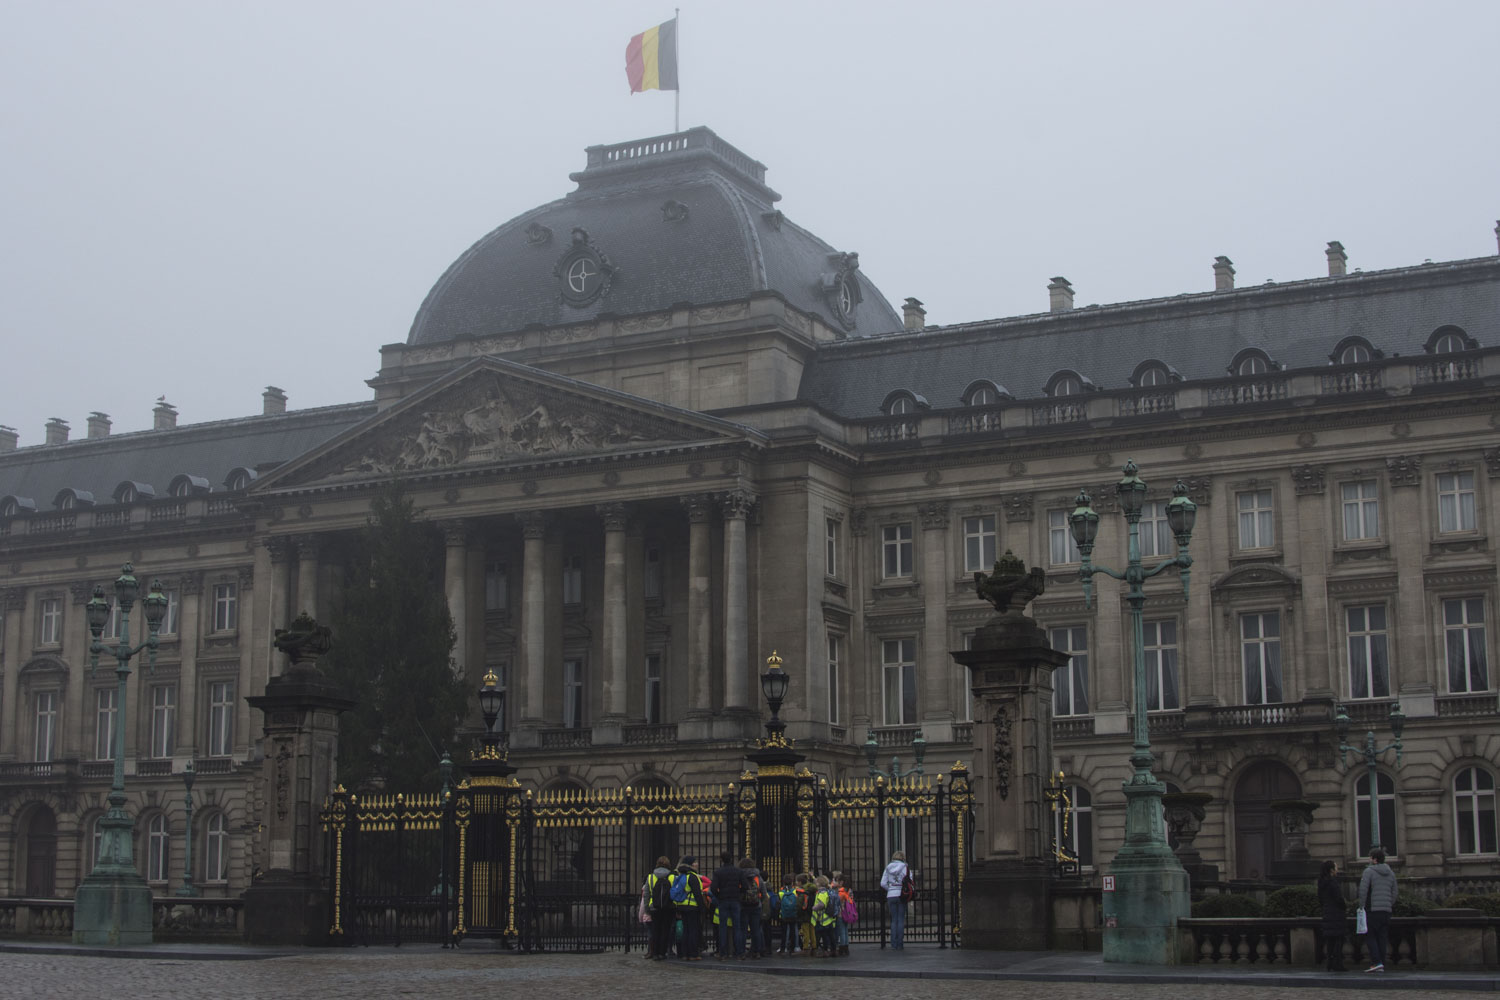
[89,814,104,873]
[203,813,230,882]
[58,494,74,510]
[1131,361,1178,388]
[962,380,1010,407]
[881,391,927,416]
[1427,326,1476,355]
[1331,337,1379,365]
[1355,771,1398,856]
[1,498,15,518]
[170,479,192,498]
[1053,784,1093,867]
[224,468,256,492]
[117,485,136,505]
[1230,349,1275,376]
[1454,767,1497,856]
[1047,372,1086,397]
[145,814,171,882]
[888,395,912,415]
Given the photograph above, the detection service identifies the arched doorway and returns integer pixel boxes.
[1233,761,1300,880]
[19,805,58,897]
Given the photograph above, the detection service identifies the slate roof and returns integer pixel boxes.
[406,127,903,346]
[0,403,375,510]
[798,257,1500,417]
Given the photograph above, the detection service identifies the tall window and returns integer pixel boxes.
[1143,620,1179,711]
[962,515,997,573]
[1454,767,1498,856]
[1341,481,1380,540]
[38,598,62,645]
[882,523,913,579]
[159,588,180,637]
[561,555,583,605]
[1236,489,1275,549]
[484,561,508,611]
[1138,501,1173,559]
[562,657,585,729]
[211,583,238,632]
[90,816,104,872]
[1443,597,1489,693]
[881,637,917,725]
[644,654,662,725]
[208,681,234,757]
[94,688,118,760]
[105,598,126,641]
[204,813,230,882]
[644,547,662,599]
[825,519,840,577]
[1048,510,1080,565]
[1437,471,1477,533]
[34,691,58,762]
[1346,605,1390,699]
[827,635,842,725]
[1051,626,1090,716]
[146,814,170,882]
[1355,771,1398,856]
[1053,785,1093,867]
[150,685,176,758]
[1241,612,1283,705]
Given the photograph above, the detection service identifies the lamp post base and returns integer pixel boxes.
[1102,778,1190,965]
[73,869,154,946]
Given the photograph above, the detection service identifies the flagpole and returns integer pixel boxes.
[674,7,680,133]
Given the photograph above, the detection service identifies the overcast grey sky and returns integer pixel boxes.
[3,1,1495,443]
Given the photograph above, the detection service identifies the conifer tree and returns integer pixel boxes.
[323,486,467,792]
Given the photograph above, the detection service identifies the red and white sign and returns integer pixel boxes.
[1102,875,1116,892]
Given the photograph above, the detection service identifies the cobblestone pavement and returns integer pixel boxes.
[0,949,1492,1000]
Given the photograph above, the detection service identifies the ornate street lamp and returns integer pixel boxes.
[476,667,506,759]
[75,563,169,945]
[177,760,198,897]
[1068,462,1197,964]
[1334,701,1404,854]
[863,728,927,780]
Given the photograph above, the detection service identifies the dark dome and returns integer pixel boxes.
[407,128,903,346]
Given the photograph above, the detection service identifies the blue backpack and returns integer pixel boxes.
[670,872,692,904]
[779,887,799,921]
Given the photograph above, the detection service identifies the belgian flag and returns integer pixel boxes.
[625,18,678,93]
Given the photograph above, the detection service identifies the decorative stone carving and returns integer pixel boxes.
[1,587,25,613]
[1183,443,1204,461]
[1290,464,1326,495]
[1296,431,1317,449]
[690,302,749,323]
[992,704,1013,800]
[660,198,689,223]
[443,488,461,504]
[524,222,552,246]
[521,480,538,495]
[440,522,468,547]
[924,469,942,486]
[595,502,631,532]
[602,470,621,487]
[680,494,714,524]
[1184,476,1213,505]
[618,311,671,333]
[1391,421,1412,438]
[974,550,1047,615]
[69,580,92,605]
[554,227,614,307]
[686,461,704,478]
[263,536,293,563]
[918,501,950,529]
[1007,461,1027,476]
[761,210,784,231]
[238,566,255,591]
[1386,454,1422,488]
[717,489,757,520]
[1003,493,1035,523]
[178,572,202,597]
[1483,447,1500,480]
[518,511,548,540]
[850,509,868,537]
[1094,452,1113,469]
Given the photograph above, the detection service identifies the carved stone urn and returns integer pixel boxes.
[1269,798,1322,883]
[1161,791,1217,891]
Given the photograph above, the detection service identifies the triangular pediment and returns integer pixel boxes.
[254,357,761,492]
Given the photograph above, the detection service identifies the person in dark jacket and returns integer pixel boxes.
[673,856,708,960]
[711,851,748,959]
[739,857,766,958]
[643,856,675,960]
[1358,847,1399,972]
[1317,859,1347,971]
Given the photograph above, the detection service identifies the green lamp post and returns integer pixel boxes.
[1068,462,1197,964]
[74,563,169,945]
[177,760,199,897]
[1334,702,1405,854]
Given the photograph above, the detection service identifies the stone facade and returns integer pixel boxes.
[1,130,1497,901]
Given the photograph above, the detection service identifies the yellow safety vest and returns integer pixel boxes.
[813,889,835,927]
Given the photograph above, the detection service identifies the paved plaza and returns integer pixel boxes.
[0,945,1496,999]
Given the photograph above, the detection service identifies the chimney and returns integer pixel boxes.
[0,426,17,452]
[153,399,178,430]
[86,411,111,439]
[262,385,288,415]
[1213,256,1236,292]
[1048,276,1074,313]
[1326,241,1347,277]
[45,417,70,445]
[902,297,926,331]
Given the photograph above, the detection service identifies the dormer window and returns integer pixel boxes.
[52,488,94,510]
[1229,349,1276,376]
[224,468,256,492]
[118,486,136,504]
[1130,361,1179,388]
[112,481,154,505]
[1045,370,1093,397]
[58,494,74,510]
[0,495,35,518]
[962,380,1011,407]
[881,390,927,416]
[1427,325,1477,354]
[171,480,191,498]
[168,474,211,498]
[1330,337,1381,365]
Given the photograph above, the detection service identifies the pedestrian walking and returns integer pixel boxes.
[1317,859,1347,971]
[1358,847,1398,972]
[671,855,707,960]
[711,851,748,960]
[880,850,909,950]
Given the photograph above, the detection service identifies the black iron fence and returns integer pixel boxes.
[321,765,971,951]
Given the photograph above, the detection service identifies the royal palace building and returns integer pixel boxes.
[2,128,1497,900]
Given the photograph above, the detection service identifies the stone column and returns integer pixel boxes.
[952,554,1069,951]
[0,589,24,760]
[1387,456,1431,707]
[719,490,755,720]
[595,502,630,743]
[243,614,353,945]
[681,495,714,735]
[1292,466,1334,698]
[294,535,321,621]
[265,537,293,677]
[442,521,468,680]
[177,573,203,758]
[517,511,548,744]
[918,501,953,741]
[625,523,646,720]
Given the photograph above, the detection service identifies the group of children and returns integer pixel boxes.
[640,856,859,960]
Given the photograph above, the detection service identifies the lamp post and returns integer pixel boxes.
[863,728,927,780]
[477,667,507,756]
[1334,702,1405,854]
[74,563,169,945]
[177,760,198,897]
[1068,461,1197,964]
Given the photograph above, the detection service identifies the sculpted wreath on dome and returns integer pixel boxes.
[341,387,660,474]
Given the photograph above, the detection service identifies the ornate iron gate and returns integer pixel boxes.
[321,764,969,951]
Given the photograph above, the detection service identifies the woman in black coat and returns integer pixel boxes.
[1318,859,1348,971]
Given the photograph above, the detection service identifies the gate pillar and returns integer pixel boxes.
[951,553,1069,951]
[243,613,354,945]
[744,651,812,884]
